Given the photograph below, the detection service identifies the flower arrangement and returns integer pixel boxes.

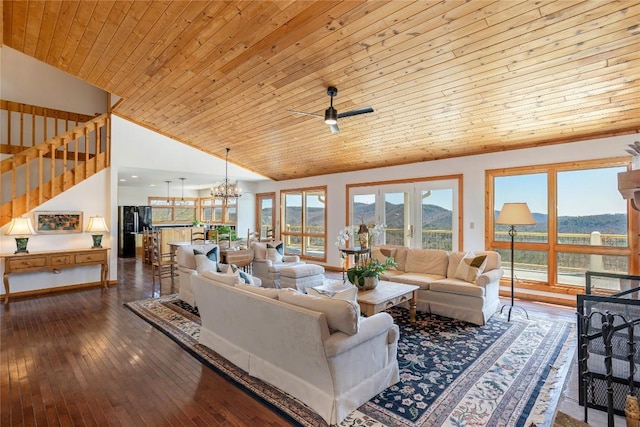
[334,222,387,248]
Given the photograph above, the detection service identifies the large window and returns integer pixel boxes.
[487,158,632,291]
[281,187,326,261]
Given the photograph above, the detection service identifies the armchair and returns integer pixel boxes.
[177,243,262,306]
[250,241,305,288]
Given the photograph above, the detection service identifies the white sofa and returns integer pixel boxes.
[177,243,262,306]
[373,246,503,326]
[251,241,306,288]
[190,273,400,425]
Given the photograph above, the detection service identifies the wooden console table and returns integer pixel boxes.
[1,248,109,304]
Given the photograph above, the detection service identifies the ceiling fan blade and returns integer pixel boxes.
[286,109,323,118]
[329,123,340,133]
[337,106,374,119]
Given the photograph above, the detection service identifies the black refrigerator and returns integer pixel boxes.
[118,206,152,257]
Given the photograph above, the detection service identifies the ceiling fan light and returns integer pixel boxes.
[324,107,337,125]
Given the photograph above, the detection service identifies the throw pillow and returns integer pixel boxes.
[454,252,488,283]
[307,285,358,302]
[371,247,397,270]
[194,247,220,271]
[279,291,360,335]
[266,242,284,263]
[193,247,219,262]
[229,264,255,285]
[194,253,218,274]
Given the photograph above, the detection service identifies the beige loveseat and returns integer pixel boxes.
[191,273,399,425]
[373,246,503,326]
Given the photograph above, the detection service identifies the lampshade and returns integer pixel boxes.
[86,216,109,233]
[495,203,536,226]
[6,217,36,236]
[324,107,337,125]
[86,216,108,249]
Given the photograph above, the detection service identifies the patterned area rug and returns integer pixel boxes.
[124,295,575,427]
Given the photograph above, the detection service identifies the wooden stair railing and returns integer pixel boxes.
[0,113,111,227]
[1,100,96,154]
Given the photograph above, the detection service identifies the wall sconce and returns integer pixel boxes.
[86,216,109,248]
[6,217,36,254]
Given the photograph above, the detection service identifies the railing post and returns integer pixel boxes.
[590,231,604,271]
[38,149,44,205]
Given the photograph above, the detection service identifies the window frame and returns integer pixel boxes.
[485,156,635,295]
[280,186,327,262]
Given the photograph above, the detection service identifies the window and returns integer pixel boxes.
[281,187,326,261]
[200,197,236,225]
[149,197,197,224]
[487,158,632,291]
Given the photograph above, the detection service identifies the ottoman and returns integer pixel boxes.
[279,264,325,292]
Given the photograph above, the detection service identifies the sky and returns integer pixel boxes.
[494,166,627,216]
[292,166,627,217]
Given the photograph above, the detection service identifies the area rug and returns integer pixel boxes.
[124,295,575,427]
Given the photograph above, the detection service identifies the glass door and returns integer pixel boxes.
[255,192,275,239]
[349,178,459,250]
[382,187,412,247]
[414,179,458,251]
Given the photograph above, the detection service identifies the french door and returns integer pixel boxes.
[255,192,275,239]
[349,179,459,251]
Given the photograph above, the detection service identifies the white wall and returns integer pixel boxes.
[255,135,636,269]
[110,115,266,181]
[0,46,107,115]
[0,169,113,296]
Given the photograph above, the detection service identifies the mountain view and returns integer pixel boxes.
[280,204,628,235]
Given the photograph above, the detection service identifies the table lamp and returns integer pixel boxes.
[6,217,36,254]
[495,202,536,321]
[86,216,109,248]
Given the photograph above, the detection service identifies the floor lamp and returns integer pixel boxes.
[496,202,536,321]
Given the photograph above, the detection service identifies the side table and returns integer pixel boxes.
[338,246,371,282]
[221,248,254,273]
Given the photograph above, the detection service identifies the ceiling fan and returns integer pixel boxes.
[287,87,374,134]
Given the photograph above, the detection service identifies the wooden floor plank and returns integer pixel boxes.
[0,257,576,426]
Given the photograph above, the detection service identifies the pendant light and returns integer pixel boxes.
[165,180,172,203]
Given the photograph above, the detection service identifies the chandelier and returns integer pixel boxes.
[210,147,242,202]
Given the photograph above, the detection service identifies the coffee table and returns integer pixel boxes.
[357,281,419,323]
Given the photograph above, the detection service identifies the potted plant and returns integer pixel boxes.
[347,257,397,290]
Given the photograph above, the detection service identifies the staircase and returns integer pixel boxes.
[0,100,111,227]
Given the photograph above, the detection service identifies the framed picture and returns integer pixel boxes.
[34,211,83,234]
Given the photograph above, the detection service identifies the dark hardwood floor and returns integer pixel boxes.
[1,258,292,427]
[1,258,576,426]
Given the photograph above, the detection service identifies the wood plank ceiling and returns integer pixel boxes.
[3,1,640,181]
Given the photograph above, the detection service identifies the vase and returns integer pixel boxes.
[358,224,369,249]
[360,276,379,291]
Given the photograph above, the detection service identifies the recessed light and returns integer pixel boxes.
[150,184,156,187]
[131,175,138,179]
[119,178,126,182]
